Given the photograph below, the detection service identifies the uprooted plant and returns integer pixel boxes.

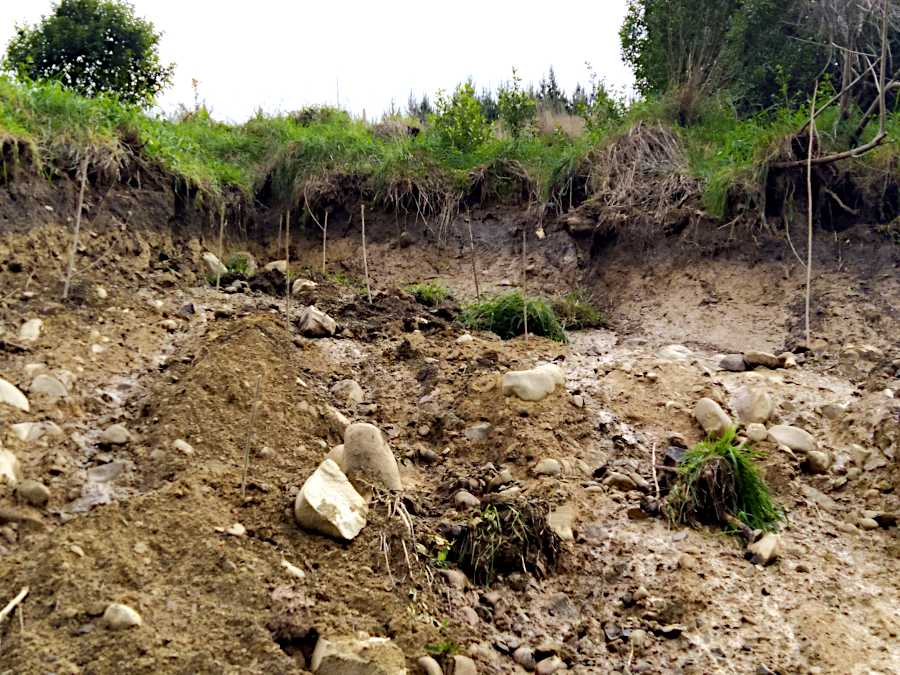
[667,428,783,532]
[451,501,562,586]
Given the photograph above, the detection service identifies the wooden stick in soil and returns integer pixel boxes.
[0,587,28,626]
[284,210,291,325]
[240,375,263,501]
[322,211,328,277]
[361,204,372,303]
[466,215,480,299]
[521,227,528,341]
[216,204,225,291]
[62,158,88,300]
[805,81,818,347]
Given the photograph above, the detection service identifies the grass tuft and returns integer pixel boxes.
[668,428,782,532]
[460,290,566,343]
[552,291,604,330]
[405,281,452,306]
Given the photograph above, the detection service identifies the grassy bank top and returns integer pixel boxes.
[1,76,897,223]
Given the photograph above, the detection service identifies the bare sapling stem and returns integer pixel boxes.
[216,204,226,291]
[466,215,480,299]
[322,211,328,277]
[521,227,528,341]
[284,210,292,325]
[805,82,818,347]
[0,586,28,629]
[276,212,283,255]
[62,158,88,300]
[361,204,372,303]
[241,375,263,501]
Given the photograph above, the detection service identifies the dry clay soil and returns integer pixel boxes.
[0,208,898,675]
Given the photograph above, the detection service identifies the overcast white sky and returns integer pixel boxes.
[3,1,634,122]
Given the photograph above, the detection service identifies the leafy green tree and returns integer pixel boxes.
[4,0,174,105]
[497,69,536,139]
[538,66,566,112]
[432,82,489,153]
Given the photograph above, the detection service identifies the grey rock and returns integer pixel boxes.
[451,655,478,675]
[343,423,402,491]
[298,306,337,337]
[172,439,194,455]
[547,502,576,541]
[464,422,492,443]
[418,656,444,675]
[332,380,364,404]
[747,533,782,565]
[16,479,50,507]
[803,450,831,474]
[657,345,692,361]
[263,260,288,273]
[323,405,351,439]
[454,490,481,510]
[602,472,637,491]
[858,517,880,531]
[535,656,565,675]
[819,403,846,420]
[202,252,228,277]
[629,629,649,652]
[292,278,318,294]
[767,425,816,453]
[439,569,468,589]
[733,387,774,424]
[512,647,536,671]
[456,334,475,345]
[501,364,565,402]
[719,354,746,372]
[533,458,562,477]
[746,423,768,442]
[694,398,732,436]
[30,374,68,399]
[100,424,131,446]
[19,318,43,342]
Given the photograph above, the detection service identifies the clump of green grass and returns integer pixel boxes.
[552,291,604,330]
[425,640,460,657]
[460,290,566,342]
[668,428,782,532]
[225,252,255,276]
[406,281,452,306]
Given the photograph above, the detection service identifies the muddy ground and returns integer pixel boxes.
[0,185,898,675]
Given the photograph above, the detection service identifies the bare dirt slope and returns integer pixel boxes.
[0,205,898,675]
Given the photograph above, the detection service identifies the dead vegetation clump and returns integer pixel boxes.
[451,501,562,585]
[556,122,703,240]
[467,158,536,206]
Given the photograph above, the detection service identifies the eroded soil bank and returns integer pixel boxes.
[0,182,898,674]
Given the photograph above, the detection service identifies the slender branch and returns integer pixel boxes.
[521,228,528,342]
[805,82,818,347]
[361,204,372,303]
[241,375,262,501]
[62,158,88,299]
[216,205,225,290]
[0,587,28,625]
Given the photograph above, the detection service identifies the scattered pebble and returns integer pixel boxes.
[100,424,131,446]
[102,603,142,630]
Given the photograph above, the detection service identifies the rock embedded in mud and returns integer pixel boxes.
[298,306,337,338]
[767,425,815,453]
[743,351,781,370]
[464,422,492,443]
[16,479,50,507]
[292,278,318,294]
[733,386,775,424]
[778,352,797,369]
[331,379,364,404]
[747,533,782,565]
[172,439,194,455]
[456,333,475,345]
[857,517,879,530]
[454,490,481,510]
[803,450,831,474]
[501,364,565,402]
[294,459,367,540]
[439,568,468,589]
[310,634,407,675]
[418,655,443,675]
[746,423,768,442]
[719,354,746,372]
[547,502,576,541]
[202,252,228,277]
[326,444,345,469]
[10,421,58,443]
[602,472,637,491]
[263,259,288,273]
[18,318,43,342]
[0,450,22,487]
[100,424,131,446]
[323,405,350,439]
[342,423,402,491]
[513,646,536,671]
[451,655,478,675]
[657,344,692,361]
[534,656,565,675]
[102,603,142,630]
[532,458,562,477]
[30,374,68,399]
[0,377,30,412]
[693,398,732,436]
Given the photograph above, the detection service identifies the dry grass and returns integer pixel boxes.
[536,109,586,138]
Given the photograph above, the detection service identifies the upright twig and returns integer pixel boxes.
[0,587,28,629]
[241,375,263,501]
[62,158,88,300]
[361,204,372,303]
[284,210,292,325]
[216,204,225,291]
[521,227,528,341]
[651,442,660,500]
[805,82,818,346]
[465,214,481,299]
[322,211,328,276]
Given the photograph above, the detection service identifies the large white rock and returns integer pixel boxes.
[102,603,143,630]
[0,450,22,487]
[30,374,68,399]
[294,459,368,540]
[342,423,402,491]
[298,306,337,337]
[292,278,319,294]
[501,363,565,402]
[767,425,816,453]
[747,533,782,566]
[0,377,30,412]
[263,260,288,273]
[694,398,732,436]
[202,252,228,277]
[19,318,43,342]
[310,635,407,675]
